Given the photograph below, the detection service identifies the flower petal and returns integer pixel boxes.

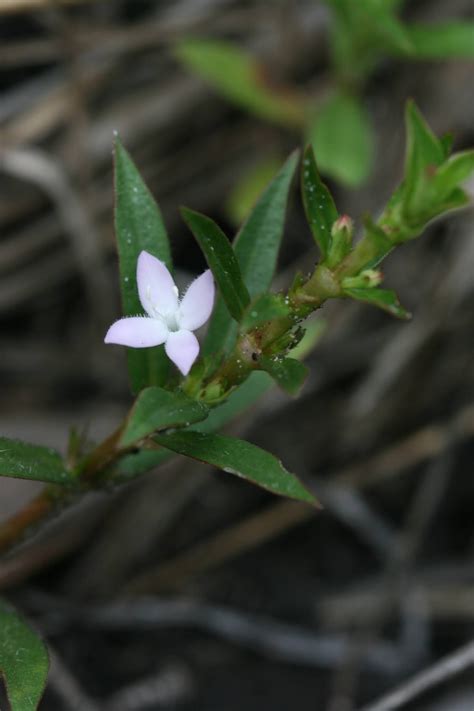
[178,269,215,331]
[105,317,168,348]
[165,329,199,376]
[137,251,178,318]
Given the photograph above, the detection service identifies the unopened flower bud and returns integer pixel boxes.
[331,215,353,239]
[327,215,353,267]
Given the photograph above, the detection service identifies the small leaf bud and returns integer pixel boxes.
[341,269,384,289]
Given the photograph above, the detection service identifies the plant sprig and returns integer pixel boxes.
[0,102,472,553]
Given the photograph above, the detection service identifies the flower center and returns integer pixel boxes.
[163,311,180,332]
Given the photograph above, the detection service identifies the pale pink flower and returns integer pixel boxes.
[105,251,214,376]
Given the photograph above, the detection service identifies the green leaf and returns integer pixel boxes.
[120,387,209,448]
[405,101,444,189]
[363,216,394,265]
[301,145,339,257]
[402,103,473,224]
[440,133,454,159]
[114,448,170,481]
[366,1,413,54]
[407,22,474,59]
[233,151,299,293]
[432,150,474,195]
[344,287,411,319]
[115,321,325,482]
[154,430,318,505]
[325,0,412,82]
[174,39,305,127]
[259,356,309,395]
[0,437,71,485]
[0,599,49,711]
[204,151,298,356]
[181,208,250,322]
[241,293,290,332]
[114,373,274,481]
[114,138,172,393]
[309,92,374,186]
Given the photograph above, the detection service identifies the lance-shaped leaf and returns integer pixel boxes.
[301,145,338,258]
[0,437,72,485]
[404,101,444,215]
[181,208,250,322]
[309,92,374,187]
[120,387,209,448]
[114,138,172,393]
[204,151,298,355]
[174,39,305,127]
[259,356,309,396]
[344,287,411,319]
[0,599,49,711]
[241,293,290,332]
[432,150,474,195]
[154,430,318,505]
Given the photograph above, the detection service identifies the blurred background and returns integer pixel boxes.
[1,1,473,709]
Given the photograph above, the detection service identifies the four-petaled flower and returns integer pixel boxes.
[105,251,214,376]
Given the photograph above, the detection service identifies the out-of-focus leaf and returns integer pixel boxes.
[407,22,474,59]
[0,599,49,711]
[204,151,298,356]
[114,138,172,393]
[309,92,374,186]
[326,0,412,81]
[359,0,413,54]
[344,286,411,319]
[241,293,290,331]
[154,430,318,505]
[181,208,250,322]
[225,156,282,226]
[301,145,338,257]
[259,356,309,395]
[174,39,305,127]
[120,387,209,447]
[0,437,72,485]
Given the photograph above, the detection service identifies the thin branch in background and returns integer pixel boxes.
[0,0,97,13]
[103,663,194,711]
[327,448,456,711]
[31,595,406,676]
[0,148,111,327]
[359,640,474,711]
[47,646,100,711]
